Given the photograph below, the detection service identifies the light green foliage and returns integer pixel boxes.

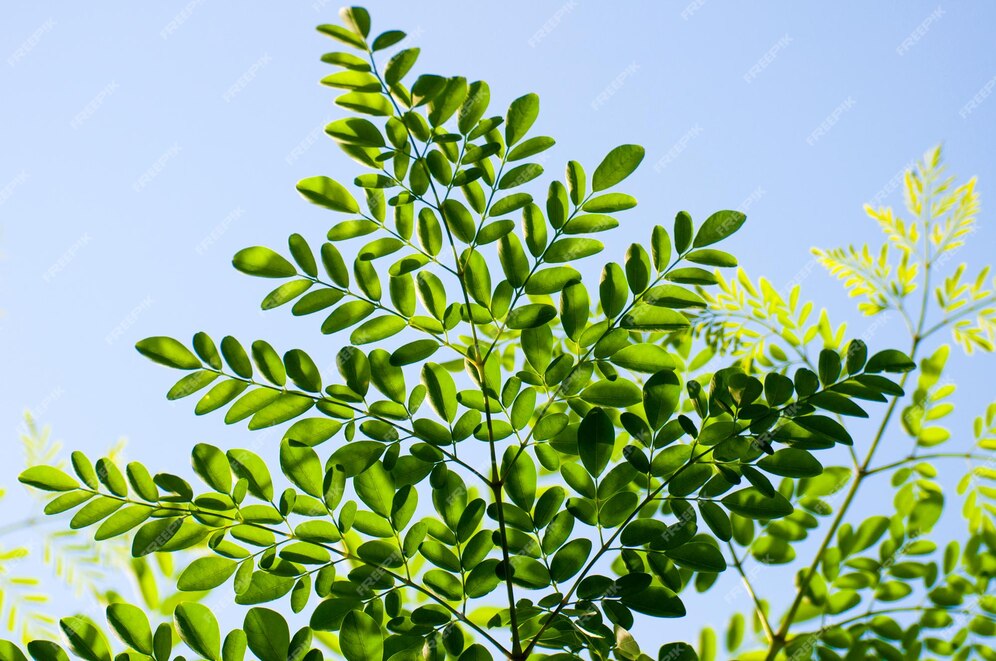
[1,416,189,645]
[6,8,933,661]
[700,148,996,660]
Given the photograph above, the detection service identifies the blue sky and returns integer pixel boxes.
[1,0,995,654]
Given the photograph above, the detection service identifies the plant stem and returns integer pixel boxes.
[864,452,984,477]
[727,541,774,643]
[521,444,717,657]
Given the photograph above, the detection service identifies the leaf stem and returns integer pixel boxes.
[727,540,774,643]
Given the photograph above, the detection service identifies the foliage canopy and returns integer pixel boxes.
[5,6,996,661]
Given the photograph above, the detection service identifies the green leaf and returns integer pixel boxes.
[850,516,890,554]
[59,617,112,661]
[25,641,67,661]
[371,30,405,51]
[808,392,867,418]
[336,91,393,116]
[566,160,586,205]
[651,225,673,270]
[220,336,252,378]
[551,538,592,581]
[167,370,219,400]
[722,488,794,520]
[329,442,384,477]
[422,363,457,423]
[153,623,171,661]
[490,192,533,218]
[600,262,628,317]
[19,466,79,492]
[296,176,360,213]
[228,449,274,500]
[692,210,746,247]
[0,642,27,661]
[325,117,385,147]
[764,373,794,406]
[244,608,289,661]
[620,587,685,617]
[644,370,681,429]
[249,393,315,429]
[674,211,693,253]
[818,348,842,385]
[560,281,589,341]
[440,199,476,243]
[864,349,916,373]
[355,462,395,518]
[645,285,706,309]
[427,76,468,127]
[177,556,238,591]
[546,238,603,262]
[174,602,221,661]
[578,407,615,477]
[317,23,364,48]
[106,604,153,655]
[94,506,152,540]
[284,348,322,392]
[757,448,823,478]
[845,339,868,373]
[340,611,383,661]
[505,93,539,146]
[232,247,296,278]
[507,304,557,330]
[592,144,645,192]
[136,336,202,370]
[620,305,690,331]
[458,80,490,134]
[665,542,727,572]
[610,344,677,373]
[508,136,555,161]
[582,380,642,407]
[665,267,718,286]
[699,501,732,541]
[222,631,247,661]
[685,248,737,268]
[503,446,537,509]
[192,443,232,493]
[565,213,618,234]
[284,418,343,449]
[280,439,324,497]
[583,193,637,213]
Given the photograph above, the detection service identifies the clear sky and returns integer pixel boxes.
[1,0,995,654]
